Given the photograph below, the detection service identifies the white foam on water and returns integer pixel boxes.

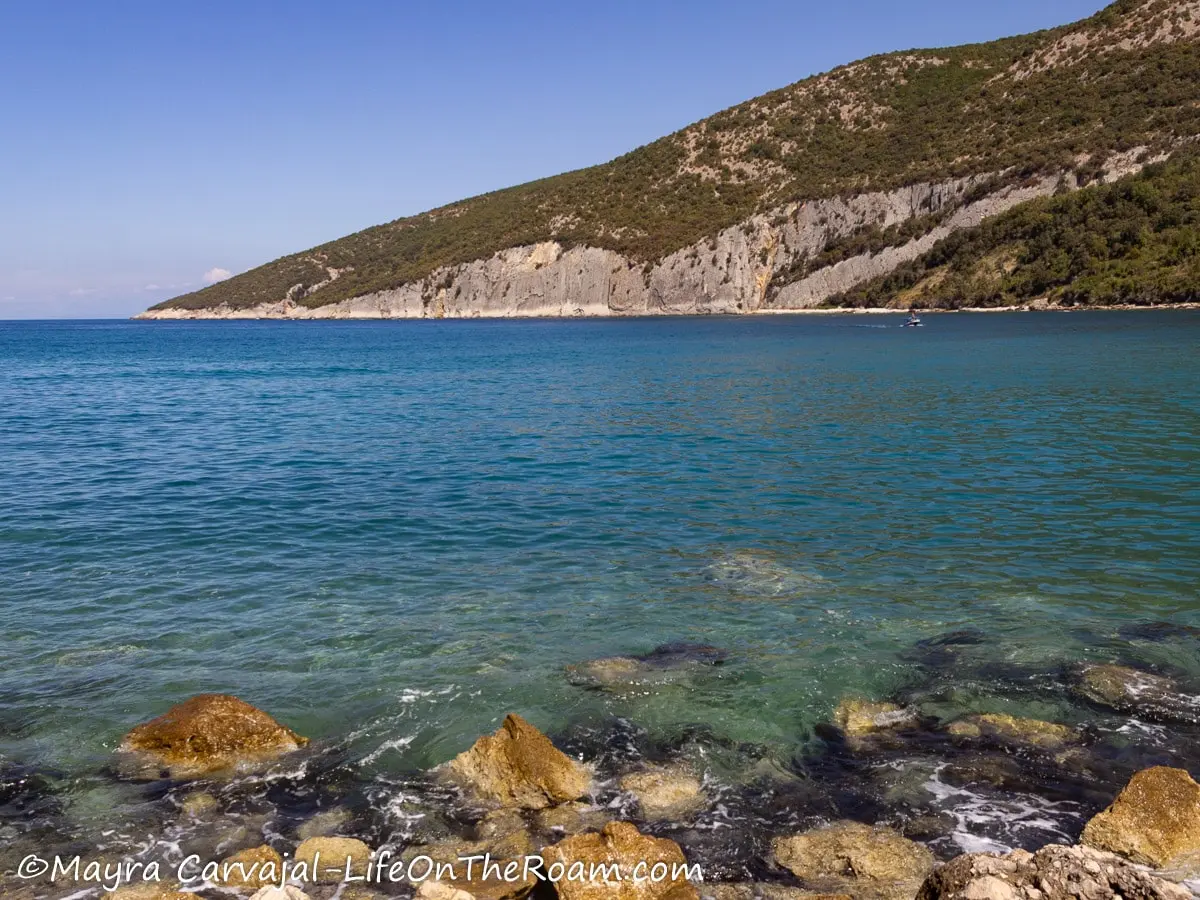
[1109,718,1169,740]
[922,764,1082,854]
[360,734,416,766]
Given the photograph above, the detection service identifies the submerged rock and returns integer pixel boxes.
[945,714,1076,750]
[444,713,590,809]
[1118,621,1200,643]
[915,843,1190,900]
[917,631,987,649]
[294,836,372,883]
[619,764,705,820]
[771,821,935,900]
[705,551,828,598]
[567,643,726,691]
[178,790,219,819]
[118,694,309,779]
[1073,665,1198,723]
[834,700,919,737]
[546,821,698,900]
[635,642,728,668]
[1081,766,1200,868]
[567,656,649,688]
[296,806,353,840]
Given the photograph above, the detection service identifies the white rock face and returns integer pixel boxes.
[136,150,1160,321]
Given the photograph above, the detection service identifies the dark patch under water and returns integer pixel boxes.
[634,642,730,668]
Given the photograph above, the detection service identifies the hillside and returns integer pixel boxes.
[143,0,1200,318]
[829,148,1200,308]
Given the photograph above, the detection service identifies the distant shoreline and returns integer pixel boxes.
[130,301,1200,321]
[757,302,1200,315]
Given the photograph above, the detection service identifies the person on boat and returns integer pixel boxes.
[906,309,921,325]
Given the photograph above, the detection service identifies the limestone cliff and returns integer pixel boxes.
[137,151,1157,320]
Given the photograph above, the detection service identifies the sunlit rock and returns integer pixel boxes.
[118,694,308,779]
[444,713,590,809]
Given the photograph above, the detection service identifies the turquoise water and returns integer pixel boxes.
[1,312,1198,872]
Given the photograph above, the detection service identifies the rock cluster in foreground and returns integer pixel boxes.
[916,844,1191,900]
[91,693,1200,900]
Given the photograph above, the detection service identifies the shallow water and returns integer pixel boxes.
[1,312,1198,885]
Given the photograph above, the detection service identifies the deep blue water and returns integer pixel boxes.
[1,312,1198,863]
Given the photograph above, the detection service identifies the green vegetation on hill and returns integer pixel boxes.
[828,149,1200,308]
[155,0,1200,311]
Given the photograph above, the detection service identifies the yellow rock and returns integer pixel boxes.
[445,713,590,809]
[772,821,934,900]
[833,699,917,736]
[218,845,285,890]
[947,714,1075,749]
[619,766,705,820]
[1082,766,1200,867]
[546,821,699,900]
[119,694,307,779]
[294,836,373,883]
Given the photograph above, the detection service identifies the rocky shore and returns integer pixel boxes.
[3,641,1199,900]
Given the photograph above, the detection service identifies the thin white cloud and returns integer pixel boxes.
[68,287,97,296]
[203,267,232,284]
[144,283,161,291]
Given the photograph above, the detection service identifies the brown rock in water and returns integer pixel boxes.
[219,845,285,889]
[294,836,372,883]
[619,765,705,820]
[915,843,1191,900]
[1074,664,1197,722]
[445,714,590,809]
[546,821,699,900]
[771,821,935,900]
[946,714,1076,749]
[119,694,308,778]
[1081,766,1200,867]
[834,700,918,737]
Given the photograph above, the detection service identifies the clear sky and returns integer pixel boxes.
[0,0,1108,319]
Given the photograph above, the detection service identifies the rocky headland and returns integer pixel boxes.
[138,0,1200,320]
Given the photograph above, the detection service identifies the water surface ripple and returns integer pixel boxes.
[0,313,1198,863]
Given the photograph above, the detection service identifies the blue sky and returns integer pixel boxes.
[0,0,1107,319]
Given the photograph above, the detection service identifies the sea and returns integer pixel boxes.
[1,311,1198,889]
